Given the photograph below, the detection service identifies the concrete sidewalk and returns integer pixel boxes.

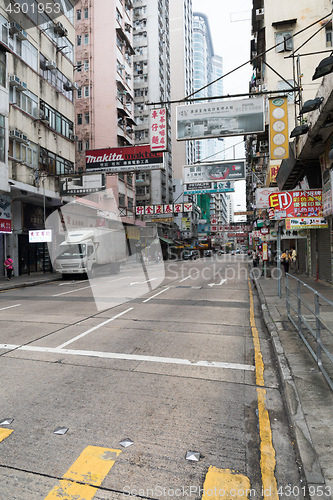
[0,272,62,291]
[254,271,333,499]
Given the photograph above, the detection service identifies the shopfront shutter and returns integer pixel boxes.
[310,231,317,278]
[316,220,332,283]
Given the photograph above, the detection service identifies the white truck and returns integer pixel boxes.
[54,228,127,278]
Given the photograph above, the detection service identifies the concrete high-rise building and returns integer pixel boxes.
[74,0,136,227]
[132,0,173,206]
[192,12,227,226]
[0,4,76,274]
[169,0,195,180]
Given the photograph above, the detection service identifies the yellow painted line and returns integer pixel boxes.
[0,428,13,443]
[201,281,278,500]
[248,280,278,500]
[202,467,252,498]
[45,446,122,500]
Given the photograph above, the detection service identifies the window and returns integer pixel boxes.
[10,139,38,168]
[76,60,82,72]
[10,88,38,118]
[77,113,82,125]
[76,9,81,20]
[84,85,89,97]
[84,8,89,19]
[77,34,82,46]
[84,112,89,124]
[0,115,5,163]
[84,33,89,45]
[0,51,6,88]
[84,59,89,71]
[275,31,293,52]
[77,88,82,98]
[85,140,90,150]
[78,140,83,151]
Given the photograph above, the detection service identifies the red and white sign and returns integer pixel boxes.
[261,227,269,235]
[183,203,193,212]
[86,145,163,173]
[269,190,323,219]
[164,204,173,214]
[0,220,11,233]
[155,205,163,214]
[29,230,52,243]
[150,108,168,152]
[145,206,154,215]
[174,203,182,213]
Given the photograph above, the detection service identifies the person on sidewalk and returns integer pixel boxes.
[290,247,297,273]
[281,249,290,274]
[4,255,14,280]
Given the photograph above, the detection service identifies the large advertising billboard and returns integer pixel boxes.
[183,161,245,183]
[268,190,323,219]
[176,98,264,141]
[86,145,164,173]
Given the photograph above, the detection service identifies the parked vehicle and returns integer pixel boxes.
[54,228,127,278]
[204,250,213,257]
[182,249,199,260]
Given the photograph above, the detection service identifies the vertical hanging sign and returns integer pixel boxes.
[150,107,168,152]
[269,97,289,161]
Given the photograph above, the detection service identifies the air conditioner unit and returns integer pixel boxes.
[119,64,126,69]
[21,134,29,144]
[54,21,68,37]
[259,140,268,148]
[9,22,20,34]
[65,81,79,91]
[16,29,28,40]
[9,75,21,87]
[9,129,21,139]
[256,8,264,19]
[40,113,49,123]
[69,133,78,141]
[258,83,267,92]
[45,60,57,70]
[17,80,27,91]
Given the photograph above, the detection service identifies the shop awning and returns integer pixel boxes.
[159,236,175,245]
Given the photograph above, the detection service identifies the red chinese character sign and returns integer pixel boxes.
[150,107,168,152]
[0,194,11,233]
[268,190,323,219]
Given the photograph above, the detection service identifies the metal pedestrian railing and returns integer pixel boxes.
[285,273,333,391]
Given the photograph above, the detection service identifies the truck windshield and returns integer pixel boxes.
[57,244,86,259]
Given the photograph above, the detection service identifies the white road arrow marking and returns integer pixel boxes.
[130,278,157,286]
[207,278,227,288]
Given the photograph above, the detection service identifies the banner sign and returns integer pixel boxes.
[29,229,52,243]
[60,174,106,195]
[285,218,328,230]
[255,188,279,209]
[184,180,235,195]
[268,190,323,219]
[150,108,168,152]
[184,161,245,183]
[176,98,265,141]
[0,194,11,233]
[86,145,163,173]
[136,203,193,216]
[269,97,289,160]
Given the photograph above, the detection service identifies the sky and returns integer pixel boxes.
[192,0,253,216]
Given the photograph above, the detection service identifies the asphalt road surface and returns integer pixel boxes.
[0,255,306,499]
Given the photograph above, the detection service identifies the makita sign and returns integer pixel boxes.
[86,145,164,173]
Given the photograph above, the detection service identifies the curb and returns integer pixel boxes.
[253,277,330,500]
[0,276,62,291]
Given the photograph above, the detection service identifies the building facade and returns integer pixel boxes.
[74,0,137,227]
[0,3,76,274]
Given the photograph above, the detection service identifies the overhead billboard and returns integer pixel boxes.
[184,161,245,183]
[60,174,106,196]
[86,145,164,173]
[176,98,264,141]
[150,107,168,152]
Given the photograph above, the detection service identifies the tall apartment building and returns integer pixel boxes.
[132,0,173,206]
[74,0,137,226]
[169,0,195,180]
[0,4,76,274]
[192,12,228,226]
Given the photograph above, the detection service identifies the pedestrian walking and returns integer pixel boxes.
[280,249,290,274]
[290,247,297,273]
[252,249,259,268]
[4,255,14,280]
